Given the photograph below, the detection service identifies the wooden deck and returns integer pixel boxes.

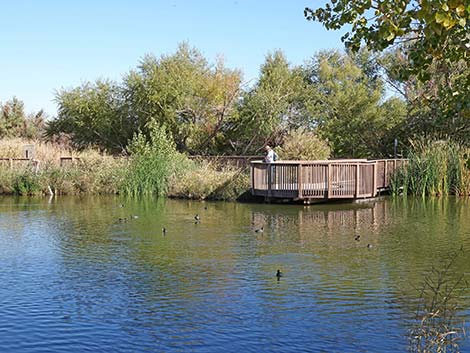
[251,159,407,201]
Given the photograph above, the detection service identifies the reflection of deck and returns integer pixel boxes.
[251,159,406,201]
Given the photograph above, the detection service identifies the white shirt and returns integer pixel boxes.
[265,149,275,163]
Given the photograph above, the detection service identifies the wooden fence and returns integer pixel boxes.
[0,158,41,173]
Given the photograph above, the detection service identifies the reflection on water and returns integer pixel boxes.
[0,196,469,352]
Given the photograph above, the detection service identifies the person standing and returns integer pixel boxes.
[264,145,276,163]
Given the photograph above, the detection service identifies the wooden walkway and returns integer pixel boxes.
[251,159,406,201]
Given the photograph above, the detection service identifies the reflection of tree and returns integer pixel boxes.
[6,195,470,350]
[250,198,470,348]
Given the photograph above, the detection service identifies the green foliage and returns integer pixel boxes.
[0,97,46,139]
[305,50,406,158]
[121,120,189,197]
[381,49,470,143]
[229,50,312,154]
[124,43,241,154]
[49,80,127,153]
[50,43,241,155]
[391,139,470,197]
[276,128,330,160]
[305,0,470,77]
[12,172,41,195]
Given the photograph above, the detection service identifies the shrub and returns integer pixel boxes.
[276,128,330,160]
[13,172,42,195]
[120,120,190,197]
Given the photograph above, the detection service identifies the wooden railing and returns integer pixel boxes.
[251,159,406,200]
[0,158,41,173]
[189,155,263,170]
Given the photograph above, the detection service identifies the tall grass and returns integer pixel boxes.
[391,140,470,197]
[168,161,250,201]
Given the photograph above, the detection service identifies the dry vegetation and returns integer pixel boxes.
[0,138,251,200]
[168,162,250,201]
[0,138,127,195]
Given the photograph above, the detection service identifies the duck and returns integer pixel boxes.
[131,215,139,219]
[162,227,167,235]
[118,217,128,223]
[367,244,373,249]
[354,235,360,241]
[194,214,200,221]
[276,269,283,280]
[255,227,264,233]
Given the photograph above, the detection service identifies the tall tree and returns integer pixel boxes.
[49,80,127,152]
[49,43,242,154]
[123,43,241,154]
[228,50,313,154]
[0,97,46,139]
[306,50,406,157]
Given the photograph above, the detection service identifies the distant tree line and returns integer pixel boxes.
[5,37,469,159]
[43,43,410,158]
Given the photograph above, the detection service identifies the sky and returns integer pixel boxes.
[0,0,345,117]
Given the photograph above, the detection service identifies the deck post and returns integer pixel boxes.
[250,164,254,194]
[372,162,377,197]
[267,164,272,198]
[384,160,388,187]
[327,163,332,199]
[355,163,360,197]
[297,163,303,199]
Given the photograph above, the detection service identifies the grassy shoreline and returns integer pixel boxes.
[0,138,251,201]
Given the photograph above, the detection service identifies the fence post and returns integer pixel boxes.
[297,163,303,199]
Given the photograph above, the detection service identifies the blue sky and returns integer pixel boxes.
[0,0,344,116]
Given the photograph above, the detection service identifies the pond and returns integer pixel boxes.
[0,196,469,352]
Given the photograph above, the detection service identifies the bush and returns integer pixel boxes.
[276,128,330,160]
[13,172,42,195]
[120,120,190,197]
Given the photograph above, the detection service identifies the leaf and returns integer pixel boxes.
[456,4,465,16]
[443,17,456,28]
[435,12,446,24]
[459,17,466,27]
[442,3,449,11]
[386,31,396,41]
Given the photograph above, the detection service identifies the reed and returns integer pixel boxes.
[408,248,468,352]
[391,140,470,197]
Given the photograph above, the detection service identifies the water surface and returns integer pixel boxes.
[0,196,469,352]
